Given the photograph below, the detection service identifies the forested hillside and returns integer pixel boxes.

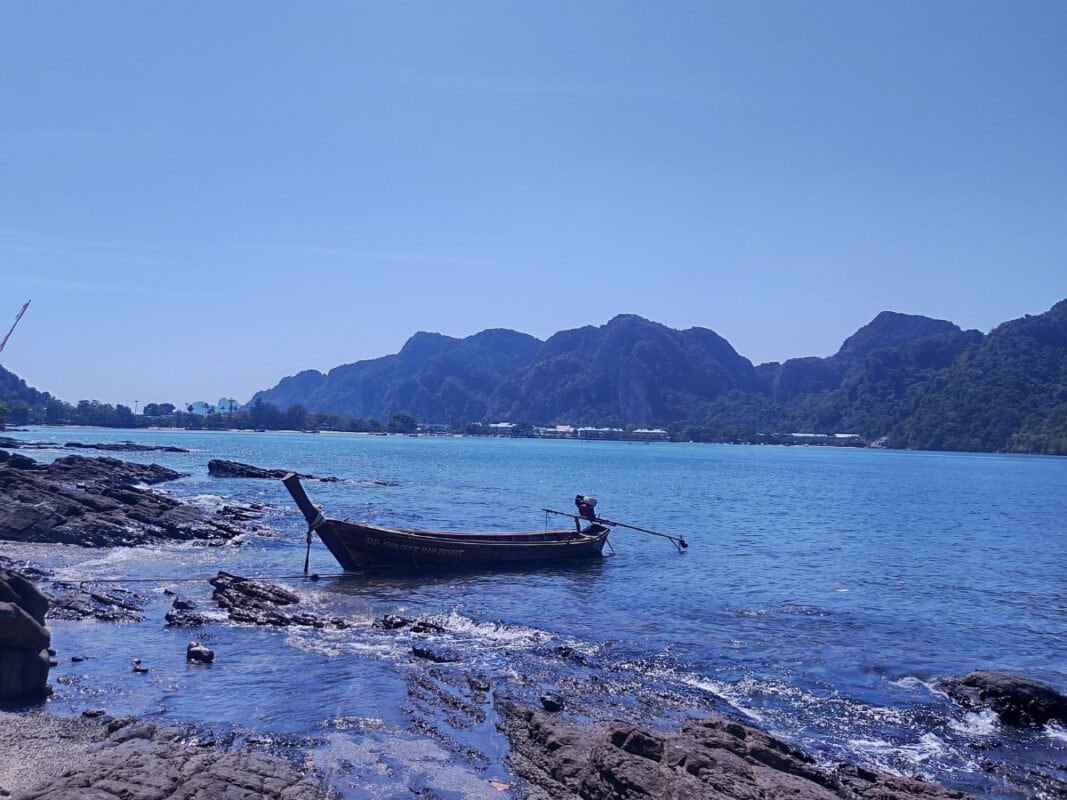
[6,300,1066,454]
[251,300,1067,454]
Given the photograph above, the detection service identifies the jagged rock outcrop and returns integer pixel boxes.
[209,572,347,629]
[207,459,340,482]
[0,570,51,701]
[0,715,327,800]
[936,670,1067,727]
[500,703,975,800]
[0,451,242,547]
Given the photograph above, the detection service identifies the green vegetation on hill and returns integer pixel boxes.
[4,299,1066,454]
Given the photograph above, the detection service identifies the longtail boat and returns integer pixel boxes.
[282,473,611,571]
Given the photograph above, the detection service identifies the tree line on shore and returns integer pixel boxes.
[2,298,1065,454]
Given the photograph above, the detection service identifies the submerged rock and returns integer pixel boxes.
[186,642,215,664]
[165,597,210,627]
[499,702,976,800]
[936,670,1067,727]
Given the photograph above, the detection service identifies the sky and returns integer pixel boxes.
[1,2,1065,408]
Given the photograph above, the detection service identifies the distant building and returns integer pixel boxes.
[577,426,625,440]
[631,428,669,441]
[536,424,576,439]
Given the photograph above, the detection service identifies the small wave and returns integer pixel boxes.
[676,674,766,723]
[846,732,949,771]
[183,493,228,511]
[433,611,553,649]
[285,629,401,660]
[948,709,999,736]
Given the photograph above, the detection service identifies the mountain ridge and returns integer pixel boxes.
[245,298,1067,453]
[4,300,1065,454]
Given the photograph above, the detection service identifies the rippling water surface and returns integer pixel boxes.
[7,427,1066,799]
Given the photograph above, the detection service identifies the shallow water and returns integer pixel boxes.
[6,427,1066,799]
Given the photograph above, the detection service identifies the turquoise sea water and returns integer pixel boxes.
[5,427,1066,799]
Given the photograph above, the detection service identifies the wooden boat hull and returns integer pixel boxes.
[317,518,610,570]
[282,473,609,571]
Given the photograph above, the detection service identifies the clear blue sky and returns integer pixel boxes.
[2,2,1065,408]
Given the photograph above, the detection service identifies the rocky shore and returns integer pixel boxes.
[1,445,1062,799]
[0,448,245,546]
[0,712,327,800]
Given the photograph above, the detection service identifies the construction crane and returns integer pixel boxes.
[0,300,31,355]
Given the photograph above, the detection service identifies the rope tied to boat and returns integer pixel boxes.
[304,506,326,574]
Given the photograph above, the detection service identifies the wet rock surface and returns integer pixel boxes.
[47,583,146,623]
[0,437,188,453]
[209,572,348,629]
[936,670,1067,727]
[0,450,243,547]
[207,459,341,482]
[164,596,210,627]
[63,441,190,453]
[0,713,327,800]
[499,703,976,800]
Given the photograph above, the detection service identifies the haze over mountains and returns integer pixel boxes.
[249,298,1067,454]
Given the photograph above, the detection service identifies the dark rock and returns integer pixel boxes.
[82,708,105,717]
[555,644,590,665]
[186,642,215,664]
[208,459,341,483]
[412,645,458,663]
[539,691,565,712]
[0,451,242,548]
[375,614,447,633]
[0,570,51,701]
[499,703,976,800]
[208,459,292,479]
[47,583,145,622]
[165,597,209,627]
[936,670,1067,727]
[64,441,190,453]
[377,614,415,630]
[209,571,346,629]
[5,714,329,799]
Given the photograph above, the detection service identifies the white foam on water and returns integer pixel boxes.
[183,493,228,511]
[435,610,552,649]
[949,708,999,736]
[1046,722,1067,743]
[676,673,766,723]
[284,628,401,660]
[889,675,929,691]
[52,548,140,581]
[846,731,949,771]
